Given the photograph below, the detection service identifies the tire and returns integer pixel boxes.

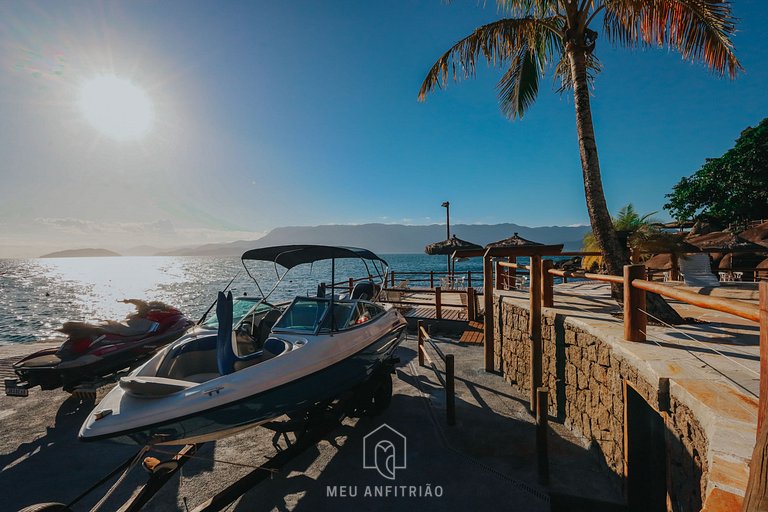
[18,503,73,512]
[368,372,393,415]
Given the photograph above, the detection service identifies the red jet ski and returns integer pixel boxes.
[10,299,193,396]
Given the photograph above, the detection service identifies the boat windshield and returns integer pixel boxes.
[202,298,272,329]
[273,297,382,333]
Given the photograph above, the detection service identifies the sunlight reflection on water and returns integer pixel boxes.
[0,255,487,344]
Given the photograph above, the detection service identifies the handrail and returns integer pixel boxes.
[417,320,455,426]
[383,286,469,295]
[498,262,531,271]
[631,279,760,323]
[548,268,623,284]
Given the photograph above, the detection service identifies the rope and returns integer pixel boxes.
[638,307,761,379]
[89,445,150,512]
[149,446,279,473]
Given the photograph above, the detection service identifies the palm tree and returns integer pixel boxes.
[418,0,741,280]
[582,204,657,270]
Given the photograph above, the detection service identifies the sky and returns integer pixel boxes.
[0,1,766,257]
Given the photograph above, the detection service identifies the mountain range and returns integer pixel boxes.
[156,223,591,256]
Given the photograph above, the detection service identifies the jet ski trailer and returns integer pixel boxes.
[79,245,407,445]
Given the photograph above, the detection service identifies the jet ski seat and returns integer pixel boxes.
[351,281,378,300]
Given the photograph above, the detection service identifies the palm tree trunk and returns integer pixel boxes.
[567,43,683,324]
[566,44,625,276]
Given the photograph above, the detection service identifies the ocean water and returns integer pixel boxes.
[0,254,493,344]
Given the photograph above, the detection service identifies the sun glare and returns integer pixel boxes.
[78,75,154,141]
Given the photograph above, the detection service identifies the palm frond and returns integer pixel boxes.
[602,0,742,78]
[418,16,563,102]
[553,51,603,92]
[496,47,540,119]
[495,0,563,17]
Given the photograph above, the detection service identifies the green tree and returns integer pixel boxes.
[582,204,656,270]
[418,0,741,280]
[665,118,768,228]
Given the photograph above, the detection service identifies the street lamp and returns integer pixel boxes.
[442,201,450,274]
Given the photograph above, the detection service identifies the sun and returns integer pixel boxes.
[78,75,154,141]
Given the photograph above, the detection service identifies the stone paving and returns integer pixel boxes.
[0,335,624,512]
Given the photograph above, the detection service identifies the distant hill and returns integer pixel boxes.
[40,248,121,258]
[160,223,591,256]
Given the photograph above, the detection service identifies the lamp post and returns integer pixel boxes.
[442,201,450,274]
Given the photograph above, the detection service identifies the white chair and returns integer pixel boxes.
[680,254,720,287]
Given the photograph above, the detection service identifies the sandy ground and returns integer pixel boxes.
[1,336,622,511]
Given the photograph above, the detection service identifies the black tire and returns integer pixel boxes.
[18,503,73,512]
[368,372,393,415]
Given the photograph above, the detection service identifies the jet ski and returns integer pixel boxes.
[11,300,193,395]
[79,245,407,445]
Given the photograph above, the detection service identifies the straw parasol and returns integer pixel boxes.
[644,253,673,270]
[425,234,482,255]
[685,231,763,253]
[718,252,766,270]
[739,221,768,249]
[485,232,543,248]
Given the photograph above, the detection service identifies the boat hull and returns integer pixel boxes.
[81,323,406,445]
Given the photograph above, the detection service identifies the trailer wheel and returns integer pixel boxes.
[368,372,393,415]
[18,503,73,512]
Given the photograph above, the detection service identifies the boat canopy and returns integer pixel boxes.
[241,245,388,269]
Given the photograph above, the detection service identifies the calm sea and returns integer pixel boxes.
[0,254,497,344]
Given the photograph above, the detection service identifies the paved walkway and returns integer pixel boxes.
[0,336,623,511]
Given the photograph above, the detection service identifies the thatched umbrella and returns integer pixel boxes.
[644,253,673,270]
[685,231,763,253]
[740,221,768,249]
[485,232,543,248]
[425,235,482,273]
[425,234,482,254]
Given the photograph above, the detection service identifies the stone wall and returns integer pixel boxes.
[493,296,708,511]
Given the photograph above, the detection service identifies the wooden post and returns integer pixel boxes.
[760,281,768,433]
[391,271,395,287]
[467,287,476,322]
[624,264,647,342]
[529,255,542,412]
[483,253,494,372]
[541,259,554,308]
[417,320,425,367]
[536,387,549,486]
[744,284,768,512]
[348,277,354,296]
[467,270,472,288]
[430,271,434,288]
[446,354,456,426]
[671,254,680,281]
[495,259,503,290]
[435,286,442,319]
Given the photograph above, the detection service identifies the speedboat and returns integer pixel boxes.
[11,300,192,395]
[79,245,407,445]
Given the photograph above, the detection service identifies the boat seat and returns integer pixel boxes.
[119,376,195,398]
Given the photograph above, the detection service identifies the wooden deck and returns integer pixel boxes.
[458,321,484,344]
[403,305,467,321]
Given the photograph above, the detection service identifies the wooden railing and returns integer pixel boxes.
[378,286,479,322]
[388,270,484,288]
[417,320,455,425]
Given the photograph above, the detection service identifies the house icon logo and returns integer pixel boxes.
[363,423,407,480]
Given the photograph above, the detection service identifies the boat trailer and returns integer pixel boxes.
[18,358,397,512]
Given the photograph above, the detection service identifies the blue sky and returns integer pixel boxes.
[0,1,766,256]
